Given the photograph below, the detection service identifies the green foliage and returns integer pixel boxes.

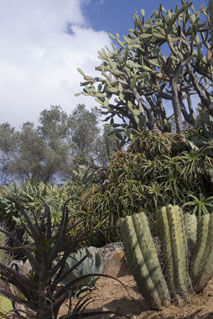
[121,211,171,308]
[0,181,73,220]
[120,205,213,309]
[0,200,124,319]
[78,1,212,135]
[0,224,11,266]
[0,104,117,183]
[0,296,13,318]
[76,130,213,244]
[61,247,103,294]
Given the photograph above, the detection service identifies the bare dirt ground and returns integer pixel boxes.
[59,275,213,319]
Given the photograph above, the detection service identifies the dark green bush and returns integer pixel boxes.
[76,130,213,244]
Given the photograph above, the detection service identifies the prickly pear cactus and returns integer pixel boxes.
[120,205,213,309]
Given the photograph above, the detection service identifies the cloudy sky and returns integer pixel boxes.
[0,0,204,128]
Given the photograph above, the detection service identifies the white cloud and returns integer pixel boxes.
[0,0,111,128]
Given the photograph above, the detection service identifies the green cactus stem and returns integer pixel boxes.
[121,212,171,309]
[120,206,213,309]
[158,205,192,302]
[184,213,197,248]
[191,213,213,291]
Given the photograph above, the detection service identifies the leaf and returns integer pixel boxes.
[74,92,82,97]
[153,33,165,40]
[77,68,85,76]
[104,99,109,108]
[140,34,152,39]
[139,101,144,113]
[127,61,142,68]
[127,101,133,111]
[141,9,145,17]
[119,93,125,100]
[107,87,119,93]
[96,92,105,98]
[117,38,125,49]
[130,75,137,89]
[132,109,141,116]
[142,65,153,72]
[108,33,116,40]
[148,60,161,68]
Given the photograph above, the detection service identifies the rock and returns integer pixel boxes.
[94,242,130,278]
[82,242,130,278]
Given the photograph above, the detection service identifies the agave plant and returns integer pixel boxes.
[0,199,128,319]
[60,247,103,297]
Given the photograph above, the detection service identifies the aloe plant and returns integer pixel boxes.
[0,199,127,319]
[120,205,213,309]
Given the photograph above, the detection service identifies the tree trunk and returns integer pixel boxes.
[171,80,183,133]
[210,0,213,47]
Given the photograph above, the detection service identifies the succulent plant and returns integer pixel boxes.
[120,205,213,309]
[0,199,129,319]
[60,247,104,295]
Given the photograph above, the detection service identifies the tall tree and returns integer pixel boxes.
[77,1,212,135]
[0,105,117,183]
[62,104,119,178]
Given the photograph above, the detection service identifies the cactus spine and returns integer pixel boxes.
[121,205,213,309]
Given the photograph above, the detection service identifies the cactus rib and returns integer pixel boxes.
[122,215,161,308]
[158,205,191,301]
[191,214,210,282]
[192,213,213,291]
[132,212,171,306]
[120,206,213,309]
[184,213,197,248]
[121,213,171,308]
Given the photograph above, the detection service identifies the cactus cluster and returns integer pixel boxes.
[120,205,213,309]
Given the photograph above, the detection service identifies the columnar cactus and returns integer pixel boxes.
[157,205,192,303]
[120,205,213,309]
[121,212,170,308]
[191,213,213,292]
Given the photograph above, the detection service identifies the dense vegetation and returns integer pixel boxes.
[78,0,212,139]
[0,1,212,317]
[0,104,118,184]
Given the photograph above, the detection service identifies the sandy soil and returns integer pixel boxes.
[59,275,213,319]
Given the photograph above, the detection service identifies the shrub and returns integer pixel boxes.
[0,199,127,319]
[76,130,213,244]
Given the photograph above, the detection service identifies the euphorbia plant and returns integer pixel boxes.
[0,199,128,319]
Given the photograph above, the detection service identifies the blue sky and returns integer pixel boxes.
[0,0,207,128]
[83,0,205,36]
